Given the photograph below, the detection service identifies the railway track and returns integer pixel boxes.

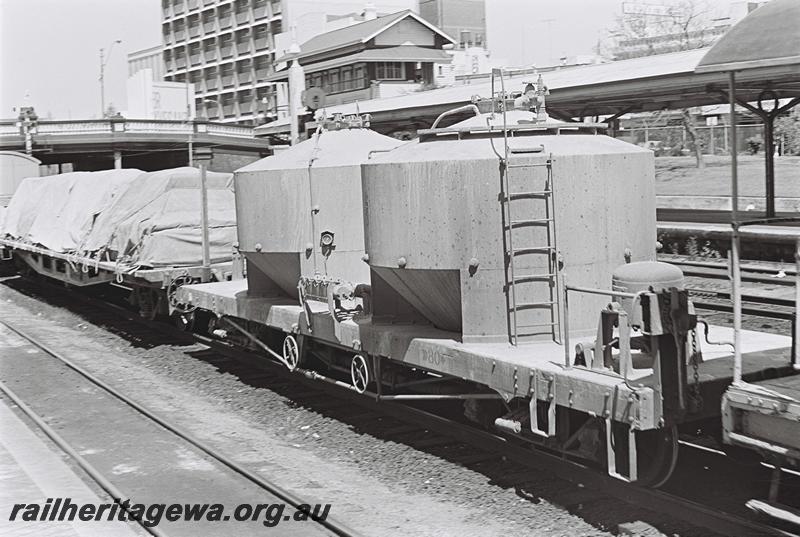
[689,288,797,320]
[2,275,797,537]
[663,257,798,287]
[0,314,361,537]
[656,256,798,321]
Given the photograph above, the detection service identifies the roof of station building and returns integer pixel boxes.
[279,10,455,63]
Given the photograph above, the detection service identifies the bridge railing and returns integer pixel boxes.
[0,119,255,139]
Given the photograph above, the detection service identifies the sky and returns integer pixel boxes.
[0,0,736,120]
[0,0,162,119]
[486,0,623,67]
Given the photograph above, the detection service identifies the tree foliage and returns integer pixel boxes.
[600,0,723,167]
[775,107,800,155]
[599,0,721,61]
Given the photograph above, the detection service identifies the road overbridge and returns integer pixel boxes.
[0,117,270,173]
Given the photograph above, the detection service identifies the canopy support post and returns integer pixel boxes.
[730,95,800,218]
[729,71,742,386]
[764,114,775,217]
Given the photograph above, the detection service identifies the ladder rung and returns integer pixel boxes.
[512,273,556,284]
[517,322,559,328]
[506,161,550,168]
[515,332,551,338]
[512,301,556,311]
[503,191,551,201]
[505,218,552,230]
[509,247,554,256]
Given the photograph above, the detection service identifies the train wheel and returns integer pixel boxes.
[635,425,679,488]
[350,354,369,394]
[282,335,299,371]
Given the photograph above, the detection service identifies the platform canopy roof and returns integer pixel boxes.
[257,2,800,137]
[695,0,800,73]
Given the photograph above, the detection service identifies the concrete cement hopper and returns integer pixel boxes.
[235,120,402,298]
[362,108,656,343]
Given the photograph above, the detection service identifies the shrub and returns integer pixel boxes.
[745,136,763,155]
[775,108,800,155]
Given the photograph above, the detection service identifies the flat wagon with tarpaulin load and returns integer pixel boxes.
[0,167,241,318]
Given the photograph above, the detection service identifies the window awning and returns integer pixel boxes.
[263,46,452,82]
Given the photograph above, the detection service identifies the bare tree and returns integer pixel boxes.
[600,0,718,60]
[600,0,722,168]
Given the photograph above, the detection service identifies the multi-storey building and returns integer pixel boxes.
[418,0,486,49]
[160,0,417,125]
[129,45,166,80]
[161,0,284,125]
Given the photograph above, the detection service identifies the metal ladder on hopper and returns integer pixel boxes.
[488,67,563,345]
[500,154,563,345]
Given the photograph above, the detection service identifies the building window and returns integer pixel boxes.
[303,64,369,95]
[341,66,353,90]
[375,62,403,80]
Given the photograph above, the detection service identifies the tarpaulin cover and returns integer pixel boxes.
[1,167,236,268]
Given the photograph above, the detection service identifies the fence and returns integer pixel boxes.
[618,124,776,156]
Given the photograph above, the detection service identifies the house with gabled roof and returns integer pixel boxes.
[265,9,456,110]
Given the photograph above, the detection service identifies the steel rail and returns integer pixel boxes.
[2,279,795,537]
[0,379,167,537]
[0,318,363,537]
[681,267,796,286]
[691,298,795,321]
[663,258,797,286]
[662,257,798,278]
[688,288,796,308]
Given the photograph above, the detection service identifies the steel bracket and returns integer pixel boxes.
[531,372,556,437]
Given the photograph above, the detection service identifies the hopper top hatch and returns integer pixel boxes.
[417,110,607,143]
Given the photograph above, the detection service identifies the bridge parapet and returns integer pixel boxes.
[0,123,22,136]
[0,119,255,139]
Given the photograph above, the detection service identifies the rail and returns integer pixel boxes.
[0,318,361,537]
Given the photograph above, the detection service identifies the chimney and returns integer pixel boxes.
[364,2,377,20]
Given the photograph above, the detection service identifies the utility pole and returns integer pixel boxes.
[99,40,122,118]
[288,58,304,145]
[186,80,193,166]
[18,107,38,156]
[287,26,304,145]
